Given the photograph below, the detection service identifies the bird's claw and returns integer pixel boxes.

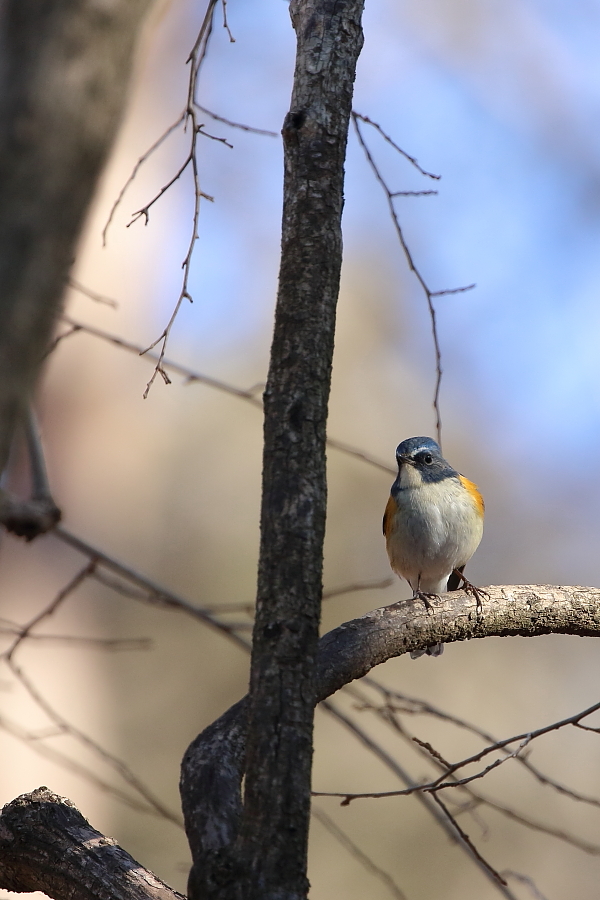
[412,590,440,612]
[452,569,489,617]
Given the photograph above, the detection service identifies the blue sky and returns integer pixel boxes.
[105,0,600,568]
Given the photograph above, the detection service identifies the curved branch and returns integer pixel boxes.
[181,584,600,893]
[0,787,183,900]
[314,583,600,701]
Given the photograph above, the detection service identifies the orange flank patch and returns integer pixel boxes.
[459,475,485,518]
[382,495,397,537]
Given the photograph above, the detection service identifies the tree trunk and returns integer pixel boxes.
[218,1,364,898]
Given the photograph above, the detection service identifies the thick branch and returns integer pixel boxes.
[314,583,600,700]
[181,584,600,889]
[0,0,153,472]
[0,787,183,900]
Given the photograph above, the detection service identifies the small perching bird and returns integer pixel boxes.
[383,437,485,657]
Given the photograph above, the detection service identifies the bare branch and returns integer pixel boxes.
[67,278,118,308]
[53,525,251,652]
[5,659,183,827]
[352,112,440,179]
[195,104,277,136]
[351,682,600,856]
[311,806,408,900]
[61,316,396,475]
[220,0,235,43]
[362,678,600,811]
[0,626,150,651]
[430,793,508,887]
[4,562,94,661]
[182,582,600,899]
[0,717,166,818]
[351,113,476,447]
[322,577,394,600]
[102,114,186,245]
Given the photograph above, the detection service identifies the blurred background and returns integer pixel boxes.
[2,0,600,898]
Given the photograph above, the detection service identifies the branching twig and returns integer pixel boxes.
[102,114,186,246]
[352,113,440,179]
[362,678,600,811]
[352,112,475,447]
[315,696,600,803]
[60,315,396,475]
[0,715,170,819]
[4,660,183,827]
[4,562,95,661]
[100,0,276,399]
[319,699,520,900]
[53,525,251,652]
[349,682,600,857]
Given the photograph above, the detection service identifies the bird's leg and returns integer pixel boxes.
[412,576,439,612]
[451,568,489,617]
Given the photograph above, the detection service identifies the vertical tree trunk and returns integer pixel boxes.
[239,1,365,897]
[0,0,152,472]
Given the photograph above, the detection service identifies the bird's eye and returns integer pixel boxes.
[423,453,433,465]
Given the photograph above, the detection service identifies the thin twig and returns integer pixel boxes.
[220,0,235,42]
[351,682,600,857]
[53,526,251,652]
[195,104,277,136]
[102,114,186,246]
[67,278,118,308]
[101,0,228,397]
[314,698,600,803]
[352,113,475,447]
[322,577,394,600]
[319,699,520,900]
[311,806,408,900]
[60,316,396,475]
[0,626,150,651]
[5,659,183,826]
[390,190,438,197]
[363,678,600,810]
[430,793,507,886]
[4,563,95,662]
[0,714,171,819]
[352,113,440,179]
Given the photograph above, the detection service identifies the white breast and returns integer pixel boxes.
[386,478,483,594]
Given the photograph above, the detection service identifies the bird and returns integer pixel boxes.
[383,436,484,658]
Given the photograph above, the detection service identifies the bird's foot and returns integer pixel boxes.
[412,590,440,612]
[451,570,489,617]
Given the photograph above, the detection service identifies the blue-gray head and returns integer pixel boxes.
[395,436,458,484]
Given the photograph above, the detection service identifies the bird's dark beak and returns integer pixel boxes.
[397,455,414,467]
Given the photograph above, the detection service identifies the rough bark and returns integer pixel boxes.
[235,2,365,899]
[0,787,183,900]
[181,583,600,893]
[0,0,153,473]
